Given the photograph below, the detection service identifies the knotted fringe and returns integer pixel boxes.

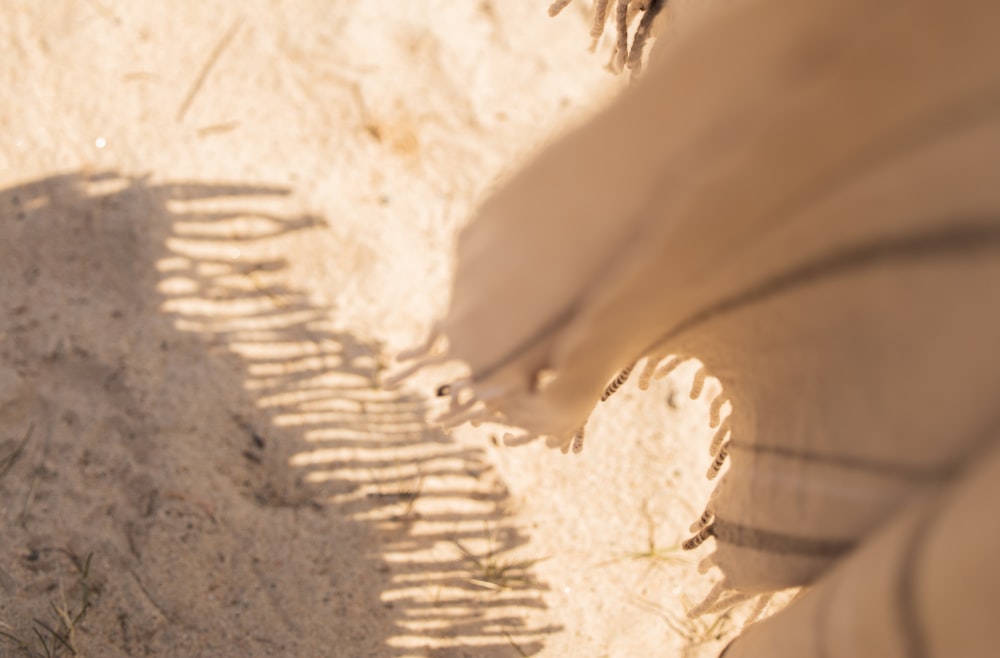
[638,354,685,390]
[707,442,730,480]
[601,361,635,401]
[709,421,731,457]
[387,342,738,519]
[388,335,728,459]
[685,579,775,629]
[743,593,774,627]
[689,507,715,534]
[687,578,730,618]
[709,393,730,429]
[604,353,694,403]
[689,366,707,399]
[548,0,668,77]
[682,522,715,551]
[688,577,773,624]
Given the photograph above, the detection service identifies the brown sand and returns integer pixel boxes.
[0,2,741,656]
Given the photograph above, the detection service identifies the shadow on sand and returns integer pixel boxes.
[0,171,558,657]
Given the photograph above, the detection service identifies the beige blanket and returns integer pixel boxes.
[394,0,1000,655]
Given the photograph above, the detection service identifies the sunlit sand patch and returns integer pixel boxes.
[156,276,200,295]
[162,294,281,318]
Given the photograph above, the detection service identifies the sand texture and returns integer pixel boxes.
[0,2,739,656]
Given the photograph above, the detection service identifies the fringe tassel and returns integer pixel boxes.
[654,355,684,380]
[682,522,715,550]
[688,578,729,618]
[705,591,752,615]
[706,441,730,480]
[708,393,729,428]
[689,508,715,534]
[601,362,635,401]
[503,432,539,447]
[743,593,774,626]
[637,354,664,390]
[689,366,707,399]
[637,354,688,390]
[626,0,665,77]
[590,0,614,48]
[547,0,574,17]
[380,353,449,389]
[612,0,631,72]
[709,421,731,457]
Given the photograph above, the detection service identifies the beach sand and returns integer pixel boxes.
[0,2,738,655]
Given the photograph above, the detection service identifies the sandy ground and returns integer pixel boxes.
[0,2,744,656]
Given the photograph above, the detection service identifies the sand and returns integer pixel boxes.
[0,2,741,656]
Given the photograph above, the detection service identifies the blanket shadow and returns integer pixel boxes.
[0,171,558,657]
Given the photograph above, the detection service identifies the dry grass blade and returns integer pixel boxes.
[33,618,76,655]
[31,626,53,658]
[632,594,735,657]
[452,537,547,591]
[0,625,28,651]
[0,550,96,657]
[0,423,34,480]
[598,501,688,567]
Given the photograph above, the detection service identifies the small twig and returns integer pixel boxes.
[176,19,244,122]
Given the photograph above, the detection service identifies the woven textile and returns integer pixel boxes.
[394,1,1000,654]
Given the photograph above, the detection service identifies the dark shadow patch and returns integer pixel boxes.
[0,171,557,657]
